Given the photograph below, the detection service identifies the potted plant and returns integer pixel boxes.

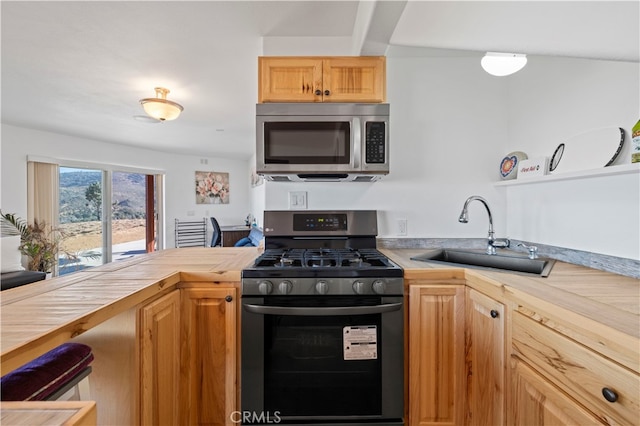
[1,211,75,275]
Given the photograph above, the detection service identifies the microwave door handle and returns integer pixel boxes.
[352,117,361,169]
[243,302,402,316]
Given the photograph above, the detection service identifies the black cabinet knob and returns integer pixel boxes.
[324,90,330,96]
[225,295,233,303]
[315,89,322,96]
[602,387,618,403]
[490,309,499,318]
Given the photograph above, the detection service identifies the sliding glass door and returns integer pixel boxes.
[59,167,160,274]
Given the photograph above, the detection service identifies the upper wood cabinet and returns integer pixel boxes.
[258,56,386,103]
[408,284,466,426]
[465,288,506,426]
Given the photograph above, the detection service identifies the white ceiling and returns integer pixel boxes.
[2,1,638,160]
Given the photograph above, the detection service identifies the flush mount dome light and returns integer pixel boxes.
[481,52,527,76]
[139,87,183,121]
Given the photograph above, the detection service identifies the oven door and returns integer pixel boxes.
[241,295,404,425]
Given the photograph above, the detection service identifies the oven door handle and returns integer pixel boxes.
[243,302,402,316]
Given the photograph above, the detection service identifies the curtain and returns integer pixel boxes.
[27,161,60,274]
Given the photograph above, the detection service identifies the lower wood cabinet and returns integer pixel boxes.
[510,357,603,425]
[465,288,506,426]
[409,284,466,426]
[139,286,238,426]
[139,290,181,426]
[511,309,639,425]
[180,286,238,426]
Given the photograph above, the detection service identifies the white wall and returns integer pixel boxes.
[260,53,639,260]
[1,124,252,248]
[263,54,510,239]
[504,56,640,259]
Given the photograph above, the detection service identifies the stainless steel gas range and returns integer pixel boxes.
[241,210,404,426]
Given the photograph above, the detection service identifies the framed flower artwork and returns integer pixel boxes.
[196,171,230,204]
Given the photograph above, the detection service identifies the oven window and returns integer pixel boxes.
[263,297,382,417]
[264,122,350,164]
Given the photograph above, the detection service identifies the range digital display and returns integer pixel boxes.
[293,213,347,231]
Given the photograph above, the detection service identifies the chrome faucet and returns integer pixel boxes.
[458,195,510,255]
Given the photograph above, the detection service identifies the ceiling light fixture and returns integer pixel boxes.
[481,52,527,77]
[139,87,183,121]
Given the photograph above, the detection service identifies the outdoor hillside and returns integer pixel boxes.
[59,171,146,223]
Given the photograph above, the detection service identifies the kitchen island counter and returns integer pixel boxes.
[1,248,259,376]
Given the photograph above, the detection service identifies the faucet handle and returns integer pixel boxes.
[518,243,538,259]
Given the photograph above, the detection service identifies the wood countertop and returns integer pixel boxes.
[0,401,96,426]
[1,248,259,376]
[2,246,638,376]
[382,248,640,372]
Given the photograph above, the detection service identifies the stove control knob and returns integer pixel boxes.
[352,281,366,295]
[315,280,329,295]
[372,280,387,295]
[278,280,293,295]
[258,280,273,295]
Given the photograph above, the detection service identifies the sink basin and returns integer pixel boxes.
[410,249,555,277]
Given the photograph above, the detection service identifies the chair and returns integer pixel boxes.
[210,217,221,247]
[175,218,207,248]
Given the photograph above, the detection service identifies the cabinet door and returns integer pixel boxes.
[409,285,466,426]
[258,57,322,102]
[322,57,386,103]
[466,288,505,426]
[510,357,604,425]
[180,287,237,426]
[139,290,181,426]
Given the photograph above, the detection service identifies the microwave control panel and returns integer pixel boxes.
[365,122,386,164]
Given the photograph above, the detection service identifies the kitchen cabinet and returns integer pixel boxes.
[465,288,506,426]
[510,310,639,425]
[258,56,386,103]
[179,286,238,425]
[139,290,181,426]
[408,284,466,426]
[510,357,603,425]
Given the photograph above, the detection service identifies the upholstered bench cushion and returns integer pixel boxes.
[1,343,94,401]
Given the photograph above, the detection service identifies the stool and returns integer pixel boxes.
[1,342,93,401]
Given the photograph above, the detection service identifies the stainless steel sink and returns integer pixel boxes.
[410,249,555,277]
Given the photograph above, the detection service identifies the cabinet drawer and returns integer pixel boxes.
[512,311,639,425]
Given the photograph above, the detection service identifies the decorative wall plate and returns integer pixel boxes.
[500,151,528,180]
[550,127,625,174]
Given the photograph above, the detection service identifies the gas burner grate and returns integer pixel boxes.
[252,248,393,269]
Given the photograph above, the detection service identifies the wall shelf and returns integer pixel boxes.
[494,163,640,187]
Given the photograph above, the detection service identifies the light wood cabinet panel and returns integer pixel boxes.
[465,288,505,426]
[258,56,386,103]
[322,57,386,102]
[409,285,466,426]
[180,287,237,426]
[258,57,322,102]
[512,311,639,425]
[510,357,604,425]
[139,290,181,426]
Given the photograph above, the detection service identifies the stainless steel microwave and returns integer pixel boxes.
[256,103,390,182]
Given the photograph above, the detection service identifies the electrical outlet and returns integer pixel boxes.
[289,191,308,209]
[398,219,408,236]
